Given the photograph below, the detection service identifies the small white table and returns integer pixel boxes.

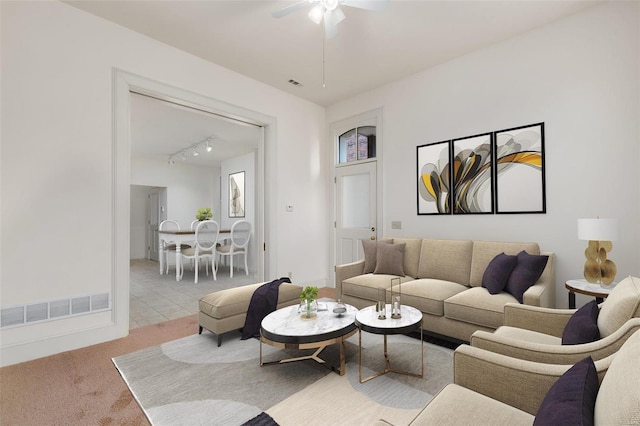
[354,304,423,383]
[260,303,358,376]
[565,279,617,309]
[158,229,230,281]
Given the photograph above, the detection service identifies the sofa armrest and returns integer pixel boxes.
[504,302,575,336]
[470,317,640,364]
[335,260,365,299]
[453,344,614,415]
[522,251,555,307]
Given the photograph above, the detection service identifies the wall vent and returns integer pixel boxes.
[0,293,111,329]
[287,79,303,87]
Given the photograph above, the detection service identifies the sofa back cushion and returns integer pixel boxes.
[594,327,640,424]
[417,239,473,285]
[469,241,540,287]
[391,238,423,278]
[597,275,640,338]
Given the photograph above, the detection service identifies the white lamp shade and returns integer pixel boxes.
[578,218,619,241]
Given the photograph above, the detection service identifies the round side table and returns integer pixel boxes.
[565,279,617,309]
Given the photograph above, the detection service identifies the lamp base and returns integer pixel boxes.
[583,240,616,285]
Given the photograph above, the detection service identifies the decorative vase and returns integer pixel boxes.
[299,299,318,319]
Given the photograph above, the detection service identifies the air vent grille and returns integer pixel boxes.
[287,79,302,87]
[1,293,111,329]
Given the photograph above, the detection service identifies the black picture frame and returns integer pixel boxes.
[494,122,546,214]
[451,132,494,214]
[417,140,452,215]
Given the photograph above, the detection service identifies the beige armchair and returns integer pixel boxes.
[470,275,640,364]
[387,329,640,425]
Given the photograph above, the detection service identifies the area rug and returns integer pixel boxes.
[113,330,453,425]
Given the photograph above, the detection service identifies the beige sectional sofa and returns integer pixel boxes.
[335,238,555,342]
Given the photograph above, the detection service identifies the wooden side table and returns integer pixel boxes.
[565,279,617,309]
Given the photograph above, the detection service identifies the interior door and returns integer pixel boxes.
[336,160,377,265]
[147,192,160,261]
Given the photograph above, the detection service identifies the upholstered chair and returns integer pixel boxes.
[469,275,640,364]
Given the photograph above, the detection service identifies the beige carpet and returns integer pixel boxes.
[113,331,454,425]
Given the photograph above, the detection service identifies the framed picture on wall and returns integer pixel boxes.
[494,122,546,214]
[451,133,494,214]
[229,171,245,218]
[417,140,452,215]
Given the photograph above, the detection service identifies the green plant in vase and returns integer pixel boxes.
[299,286,319,319]
[195,207,213,221]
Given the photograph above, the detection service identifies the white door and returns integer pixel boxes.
[147,192,160,261]
[336,160,377,265]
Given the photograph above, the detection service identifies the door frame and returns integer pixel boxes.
[113,69,275,335]
[330,108,383,285]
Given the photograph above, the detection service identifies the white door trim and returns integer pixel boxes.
[113,69,275,335]
[329,108,383,285]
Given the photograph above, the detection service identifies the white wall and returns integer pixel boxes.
[327,1,640,309]
[131,158,218,230]
[1,1,327,366]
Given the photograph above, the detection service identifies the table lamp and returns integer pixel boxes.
[577,218,619,287]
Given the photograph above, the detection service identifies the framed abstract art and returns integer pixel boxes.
[417,140,451,215]
[494,123,546,214]
[451,133,494,214]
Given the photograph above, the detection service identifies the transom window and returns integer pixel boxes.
[338,126,376,164]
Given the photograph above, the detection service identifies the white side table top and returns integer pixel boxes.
[566,279,618,297]
[355,305,422,334]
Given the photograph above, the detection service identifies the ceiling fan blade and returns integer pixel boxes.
[340,0,388,12]
[323,8,345,38]
[271,0,315,18]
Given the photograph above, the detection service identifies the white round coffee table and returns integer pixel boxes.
[355,304,424,383]
[260,302,358,376]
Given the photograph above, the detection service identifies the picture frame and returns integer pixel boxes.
[494,123,546,214]
[229,171,245,218]
[417,140,451,215]
[451,133,494,214]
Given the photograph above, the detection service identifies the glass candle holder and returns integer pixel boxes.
[376,287,387,320]
[391,277,401,319]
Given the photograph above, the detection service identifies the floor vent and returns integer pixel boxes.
[1,293,111,329]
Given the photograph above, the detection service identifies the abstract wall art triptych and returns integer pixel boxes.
[417,122,545,215]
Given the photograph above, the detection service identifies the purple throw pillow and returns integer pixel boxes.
[534,356,599,426]
[562,300,600,345]
[482,253,518,294]
[505,251,549,303]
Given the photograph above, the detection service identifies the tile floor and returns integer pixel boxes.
[129,259,257,329]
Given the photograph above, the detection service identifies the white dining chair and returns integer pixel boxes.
[216,220,251,278]
[158,219,188,275]
[180,220,219,283]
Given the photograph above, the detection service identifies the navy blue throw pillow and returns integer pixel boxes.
[505,251,549,303]
[562,300,600,345]
[534,356,599,426]
[482,253,518,294]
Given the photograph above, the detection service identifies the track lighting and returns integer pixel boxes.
[168,135,215,165]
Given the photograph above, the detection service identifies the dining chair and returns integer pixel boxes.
[216,220,251,278]
[158,219,189,275]
[180,220,219,283]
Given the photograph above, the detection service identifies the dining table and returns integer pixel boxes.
[158,229,231,281]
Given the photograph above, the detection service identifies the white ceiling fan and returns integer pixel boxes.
[272,0,388,38]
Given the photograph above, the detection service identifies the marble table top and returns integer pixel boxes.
[355,304,423,335]
[261,302,358,344]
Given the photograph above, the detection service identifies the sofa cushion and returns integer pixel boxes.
[594,329,640,424]
[401,279,468,316]
[469,241,540,287]
[494,326,562,345]
[362,239,393,274]
[597,275,640,338]
[562,300,600,345]
[342,274,415,301]
[482,253,518,294]
[414,384,534,425]
[505,251,549,303]
[534,357,599,426]
[391,238,423,278]
[417,239,474,285]
[374,242,406,276]
[445,286,518,329]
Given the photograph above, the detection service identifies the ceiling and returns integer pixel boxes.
[130,93,262,167]
[66,0,599,107]
[72,1,599,166]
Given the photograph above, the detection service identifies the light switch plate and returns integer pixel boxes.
[391,221,402,229]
